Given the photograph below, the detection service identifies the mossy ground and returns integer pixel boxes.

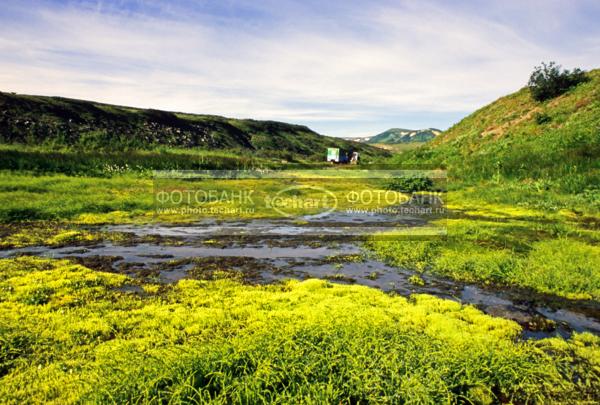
[0,223,132,249]
[368,190,600,300]
[1,257,599,404]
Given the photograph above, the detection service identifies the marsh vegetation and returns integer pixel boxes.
[0,68,599,403]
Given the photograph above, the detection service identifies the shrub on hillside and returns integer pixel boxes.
[528,62,587,102]
[534,111,551,125]
[386,175,433,193]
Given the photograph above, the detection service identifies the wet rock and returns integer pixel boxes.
[115,285,145,295]
[484,305,556,332]
[186,256,275,283]
[323,274,356,283]
[138,254,174,259]
[117,262,147,273]
[366,271,381,280]
[64,255,123,273]
[62,248,90,254]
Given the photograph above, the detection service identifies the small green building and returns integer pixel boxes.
[327,147,340,163]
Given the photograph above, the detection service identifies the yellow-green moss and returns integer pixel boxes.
[0,224,134,249]
[0,257,599,403]
[0,227,100,248]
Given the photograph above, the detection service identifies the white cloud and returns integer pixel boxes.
[0,0,599,137]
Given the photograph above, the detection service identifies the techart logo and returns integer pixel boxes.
[266,185,338,217]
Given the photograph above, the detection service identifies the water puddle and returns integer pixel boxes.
[2,217,599,339]
[105,212,426,238]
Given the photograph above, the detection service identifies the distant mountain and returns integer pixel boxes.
[366,128,441,144]
[0,91,387,160]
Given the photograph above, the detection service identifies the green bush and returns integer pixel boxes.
[534,111,551,125]
[386,175,434,193]
[528,62,587,102]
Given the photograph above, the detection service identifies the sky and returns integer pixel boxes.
[1,0,599,137]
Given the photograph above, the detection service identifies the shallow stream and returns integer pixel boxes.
[2,213,599,339]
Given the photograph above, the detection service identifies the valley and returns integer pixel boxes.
[0,68,599,403]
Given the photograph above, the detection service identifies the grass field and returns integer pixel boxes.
[1,150,599,403]
[1,256,599,403]
[0,169,406,225]
[367,179,600,300]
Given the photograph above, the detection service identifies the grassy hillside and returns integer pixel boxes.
[396,69,600,194]
[0,91,386,162]
[370,68,600,300]
[370,142,425,152]
[368,128,441,144]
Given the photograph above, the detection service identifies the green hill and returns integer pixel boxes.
[371,68,600,306]
[0,91,385,160]
[367,128,441,144]
[397,69,600,194]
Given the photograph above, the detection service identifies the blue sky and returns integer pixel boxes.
[1,0,599,137]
